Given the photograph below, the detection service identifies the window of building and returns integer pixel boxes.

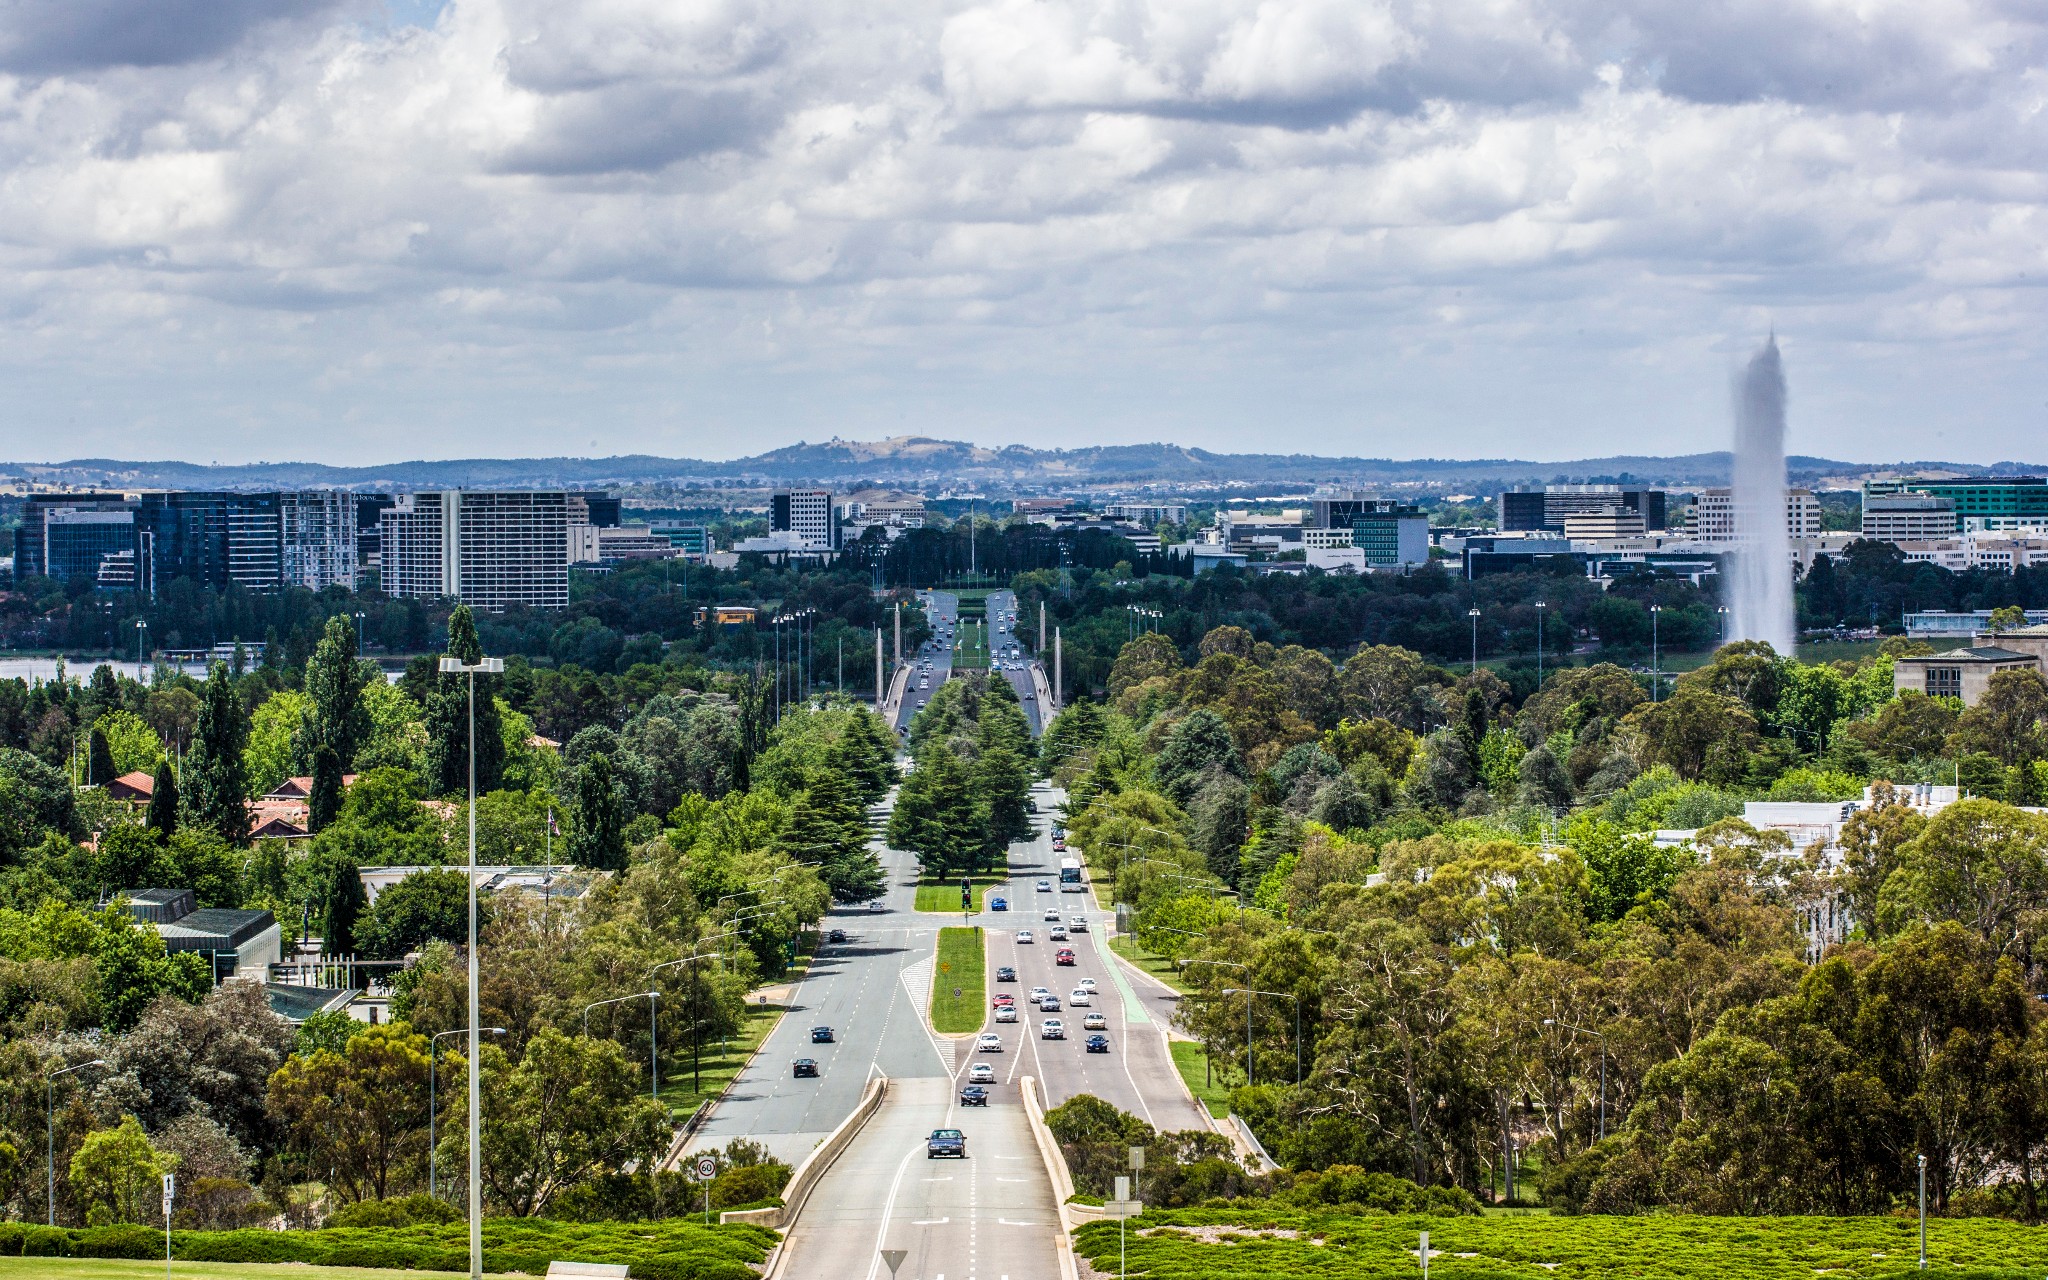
[1926,667,1962,698]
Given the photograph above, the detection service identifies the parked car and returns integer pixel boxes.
[811,1026,834,1042]
[1085,1035,1111,1054]
[1041,1019,1066,1040]
[792,1058,819,1077]
[968,1062,996,1083]
[927,1128,967,1158]
[1083,1012,1107,1030]
[995,966,1017,982]
[958,1085,990,1107]
[976,1033,1003,1052]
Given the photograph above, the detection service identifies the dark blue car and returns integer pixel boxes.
[989,896,1008,912]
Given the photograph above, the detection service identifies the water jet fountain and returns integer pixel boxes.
[1725,335,1796,656]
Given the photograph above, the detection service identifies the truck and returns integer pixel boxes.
[1059,857,1084,891]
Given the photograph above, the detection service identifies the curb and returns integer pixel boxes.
[663,968,809,1171]
[1020,1075,1084,1280]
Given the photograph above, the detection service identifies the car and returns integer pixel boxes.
[968,1062,996,1083]
[976,1033,1003,1052]
[1068,917,1089,932]
[1043,908,1060,922]
[992,993,1015,1007]
[1036,880,1052,893]
[827,928,847,944]
[1083,1012,1108,1030]
[1041,1019,1065,1039]
[994,1005,1017,1023]
[792,1058,819,1077]
[1055,949,1076,966]
[1049,925,1068,941]
[1085,1034,1111,1053]
[1039,996,1061,1012]
[1029,986,1051,1002]
[995,966,1017,982]
[1076,976,1097,990]
[1052,838,1066,852]
[1014,931,1033,944]
[927,1128,967,1158]
[1069,988,1092,1006]
[811,1026,835,1043]
[958,1084,990,1106]
[989,896,1008,912]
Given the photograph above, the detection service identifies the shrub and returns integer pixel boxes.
[326,1193,463,1229]
[75,1224,160,1259]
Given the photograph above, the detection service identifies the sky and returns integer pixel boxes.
[0,0,2044,466]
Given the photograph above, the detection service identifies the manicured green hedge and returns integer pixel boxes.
[1072,1209,2048,1280]
[0,1217,775,1279]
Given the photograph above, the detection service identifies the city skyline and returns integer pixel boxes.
[0,0,2044,464]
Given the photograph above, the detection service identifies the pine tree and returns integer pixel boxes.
[308,744,343,833]
[144,758,178,840]
[319,850,366,957]
[306,615,370,767]
[186,662,249,845]
[87,725,116,787]
[568,752,627,871]
[424,606,505,796]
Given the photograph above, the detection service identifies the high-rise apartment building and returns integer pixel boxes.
[14,493,134,581]
[1862,494,1957,544]
[1497,485,1667,532]
[134,491,358,596]
[1689,488,1823,542]
[380,491,570,610]
[770,489,838,551]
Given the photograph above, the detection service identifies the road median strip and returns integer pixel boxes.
[929,925,988,1034]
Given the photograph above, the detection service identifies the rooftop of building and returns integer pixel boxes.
[1898,645,2036,663]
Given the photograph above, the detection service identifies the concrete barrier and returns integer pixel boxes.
[722,1072,888,1231]
[1019,1076,1084,1280]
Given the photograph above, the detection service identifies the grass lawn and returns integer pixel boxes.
[1170,1039,1231,1118]
[655,986,791,1118]
[913,870,1010,913]
[1074,1208,2048,1279]
[1109,934,1192,994]
[930,926,988,1034]
[0,1265,518,1280]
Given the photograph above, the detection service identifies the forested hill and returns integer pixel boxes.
[6,439,2041,494]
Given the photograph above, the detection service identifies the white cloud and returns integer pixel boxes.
[0,0,2043,463]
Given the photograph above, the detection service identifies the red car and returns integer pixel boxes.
[992,993,1016,1007]
[1055,949,1076,966]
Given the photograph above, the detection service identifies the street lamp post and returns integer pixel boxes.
[134,619,147,671]
[1534,601,1547,687]
[584,993,663,1098]
[1649,604,1662,701]
[1468,607,1481,674]
[438,651,503,1280]
[649,951,724,1092]
[430,1028,505,1198]
[1224,989,1303,1084]
[46,1059,106,1224]
[1182,959,1251,1084]
[1543,1018,1608,1140]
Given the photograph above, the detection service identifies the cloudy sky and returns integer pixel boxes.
[0,0,2043,465]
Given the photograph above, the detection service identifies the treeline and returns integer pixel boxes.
[885,672,1035,876]
[0,607,899,1227]
[1044,622,2048,1218]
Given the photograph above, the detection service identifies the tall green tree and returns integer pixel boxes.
[424,607,505,797]
[306,615,371,768]
[569,753,627,871]
[143,758,178,841]
[86,726,116,788]
[185,662,249,844]
[307,744,344,834]
[318,849,368,957]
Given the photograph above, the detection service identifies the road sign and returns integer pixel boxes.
[1103,1199,1143,1218]
[695,1156,717,1180]
[880,1249,908,1279]
[161,1173,174,1217]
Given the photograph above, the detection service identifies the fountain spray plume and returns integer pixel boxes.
[1725,334,1796,657]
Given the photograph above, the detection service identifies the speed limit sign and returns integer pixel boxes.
[696,1156,717,1180]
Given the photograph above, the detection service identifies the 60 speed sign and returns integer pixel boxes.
[696,1156,717,1180]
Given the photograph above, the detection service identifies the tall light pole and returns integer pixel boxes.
[649,951,724,1092]
[1534,600,1547,688]
[1543,1018,1607,1140]
[1223,988,1302,1083]
[438,650,502,1280]
[47,1058,106,1224]
[134,619,147,672]
[584,993,663,1098]
[1648,603,1662,701]
[1182,959,1251,1083]
[1468,607,1481,674]
[430,1028,505,1198]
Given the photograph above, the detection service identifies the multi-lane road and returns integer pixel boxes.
[984,589,1047,736]
[894,591,958,734]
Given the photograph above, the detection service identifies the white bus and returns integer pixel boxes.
[1059,858,1084,891]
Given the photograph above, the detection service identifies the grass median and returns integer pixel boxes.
[655,981,793,1118]
[913,871,1009,913]
[1108,934,1191,993]
[930,926,988,1034]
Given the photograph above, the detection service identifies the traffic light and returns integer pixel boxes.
[961,878,972,909]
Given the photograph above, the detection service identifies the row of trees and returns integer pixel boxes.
[885,673,1035,877]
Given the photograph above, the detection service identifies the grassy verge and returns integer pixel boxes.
[1073,1208,2048,1279]
[0,1265,517,1280]
[913,871,1009,913]
[930,927,988,1034]
[1109,935,1191,994]
[655,990,790,1118]
[1170,1039,1231,1117]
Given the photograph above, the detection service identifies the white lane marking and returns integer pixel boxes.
[911,1217,950,1224]
[863,1138,923,1280]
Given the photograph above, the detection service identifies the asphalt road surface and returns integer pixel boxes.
[984,589,1046,737]
[895,590,957,734]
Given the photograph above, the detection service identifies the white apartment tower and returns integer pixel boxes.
[771,489,838,551]
[1690,488,1823,542]
[380,491,571,610]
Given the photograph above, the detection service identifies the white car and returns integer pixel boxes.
[1077,977,1098,992]
[1014,930,1033,944]
[976,1033,1003,1053]
[968,1062,996,1083]
[1029,986,1051,1002]
[1083,1012,1108,1030]
[1048,925,1068,941]
[1040,1019,1065,1040]
[1068,917,1089,932]
[1069,988,1092,1006]
[994,1005,1018,1023]
[1036,880,1052,893]
[1043,909,1060,923]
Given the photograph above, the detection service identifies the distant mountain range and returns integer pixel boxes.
[4,437,2040,495]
